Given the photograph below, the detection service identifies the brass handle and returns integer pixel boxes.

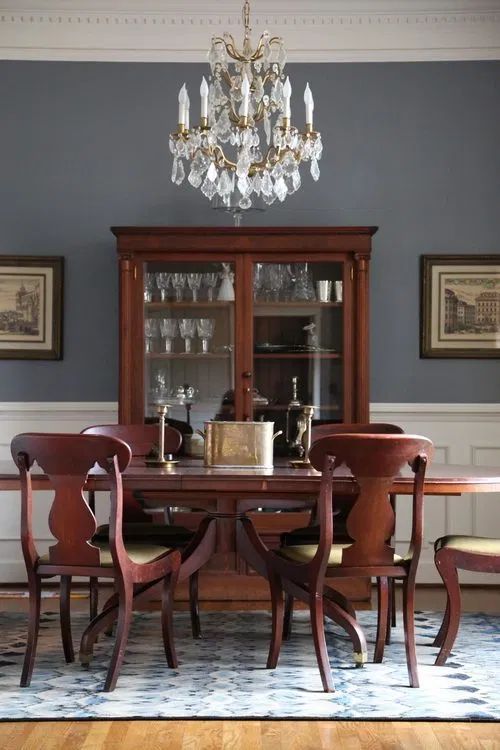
[244,387,251,394]
[242,371,252,378]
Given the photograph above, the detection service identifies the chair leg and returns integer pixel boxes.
[162,572,178,669]
[60,575,75,663]
[402,576,419,688]
[89,577,99,621]
[21,574,42,687]
[103,579,133,692]
[189,572,201,639]
[283,593,294,641]
[310,592,334,692]
[434,551,461,666]
[385,580,397,645]
[266,570,284,669]
[374,577,389,663]
[433,599,450,648]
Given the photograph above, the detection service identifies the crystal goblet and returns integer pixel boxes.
[156,272,171,302]
[187,272,203,302]
[144,318,159,353]
[204,272,219,302]
[178,318,196,353]
[144,272,156,302]
[196,318,215,354]
[171,273,186,302]
[159,318,178,353]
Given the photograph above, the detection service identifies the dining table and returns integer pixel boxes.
[2,457,500,666]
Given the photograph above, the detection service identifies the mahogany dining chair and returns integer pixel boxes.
[433,534,500,665]
[82,423,209,638]
[239,433,433,692]
[11,432,180,691]
[281,422,404,641]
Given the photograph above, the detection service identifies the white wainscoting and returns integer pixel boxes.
[0,401,499,584]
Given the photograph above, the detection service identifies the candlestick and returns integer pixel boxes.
[178,83,187,127]
[289,405,315,468]
[145,404,179,467]
[184,90,190,130]
[304,82,314,129]
[240,74,250,118]
[200,76,209,120]
[283,76,292,119]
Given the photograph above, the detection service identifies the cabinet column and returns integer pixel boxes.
[354,254,370,423]
[119,255,139,423]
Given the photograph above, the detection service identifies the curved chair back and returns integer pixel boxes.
[11,432,131,568]
[82,423,182,456]
[312,422,404,441]
[309,434,433,569]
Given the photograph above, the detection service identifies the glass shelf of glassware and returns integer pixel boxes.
[143,262,235,426]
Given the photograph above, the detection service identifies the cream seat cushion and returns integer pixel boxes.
[39,541,171,567]
[278,543,404,566]
[435,535,500,555]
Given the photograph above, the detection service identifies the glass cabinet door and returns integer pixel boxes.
[143,261,235,432]
[252,261,344,456]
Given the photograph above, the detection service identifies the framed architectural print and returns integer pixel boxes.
[0,256,63,360]
[421,254,500,358]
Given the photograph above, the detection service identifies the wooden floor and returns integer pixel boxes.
[1,586,499,749]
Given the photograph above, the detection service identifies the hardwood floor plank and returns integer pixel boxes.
[1,721,500,750]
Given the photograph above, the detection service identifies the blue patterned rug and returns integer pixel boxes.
[0,610,499,720]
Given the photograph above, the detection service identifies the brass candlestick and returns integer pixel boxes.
[289,405,315,468]
[145,404,179,467]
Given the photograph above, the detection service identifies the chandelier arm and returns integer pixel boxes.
[250,35,283,63]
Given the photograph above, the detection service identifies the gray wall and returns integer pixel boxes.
[1,60,499,402]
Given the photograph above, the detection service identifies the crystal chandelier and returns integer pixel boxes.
[169,0,323,211]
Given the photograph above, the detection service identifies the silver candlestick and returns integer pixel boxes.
[289,405,315,468]
[145,404,179,467]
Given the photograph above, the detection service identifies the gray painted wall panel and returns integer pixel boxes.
[0,61,499,401]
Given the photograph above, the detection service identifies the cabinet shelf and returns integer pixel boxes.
[146,301,233,309]
[254,301,342,308]
[147,352,231,360]
[254,352,342,360]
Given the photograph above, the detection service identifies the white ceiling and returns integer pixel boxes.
[1,1,499,61]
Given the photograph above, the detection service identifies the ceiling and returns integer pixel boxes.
[1,1,499,61]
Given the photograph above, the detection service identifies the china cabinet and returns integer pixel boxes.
[113,226,376,605]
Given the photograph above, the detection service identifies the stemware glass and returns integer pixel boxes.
[171,273,186,302]
[204,272,219,302]
[159,318,178,353]
[144,272,157,302]
[196,318,215,354]
[178,318,196,353]
[187,272,203,302]
[156,272,171,302]
[144,318,159,353]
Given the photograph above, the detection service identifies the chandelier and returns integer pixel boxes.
[169,0,322,211]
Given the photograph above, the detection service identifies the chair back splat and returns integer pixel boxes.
[12,433,131,568]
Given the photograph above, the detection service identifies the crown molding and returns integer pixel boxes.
[0,1,499,62]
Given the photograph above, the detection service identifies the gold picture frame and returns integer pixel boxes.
[421,254,500,358]
[0,256,63,360]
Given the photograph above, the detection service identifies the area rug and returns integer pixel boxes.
[0,610,499,720]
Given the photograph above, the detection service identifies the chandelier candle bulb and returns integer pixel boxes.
[304,83,314,128]
[283,76,292,119]
[178,83,187,128]
[200,77,209,120]
[240,74,250,119]
[184,90,190,130]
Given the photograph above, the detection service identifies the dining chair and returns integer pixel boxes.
[239,433,432,692]
[433,535,500,665]
[281,422,405,641]
[82,423,212,638]
[11,432,180,691]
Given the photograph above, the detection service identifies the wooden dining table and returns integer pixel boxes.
[2,457,500,666]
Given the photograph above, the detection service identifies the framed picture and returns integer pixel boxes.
[421,254,500,358]
[0,256,63,360]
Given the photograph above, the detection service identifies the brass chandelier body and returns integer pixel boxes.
[169,1,322,209]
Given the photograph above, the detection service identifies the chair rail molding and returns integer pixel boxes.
[0,400,499,583]
[0,1,499,62]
